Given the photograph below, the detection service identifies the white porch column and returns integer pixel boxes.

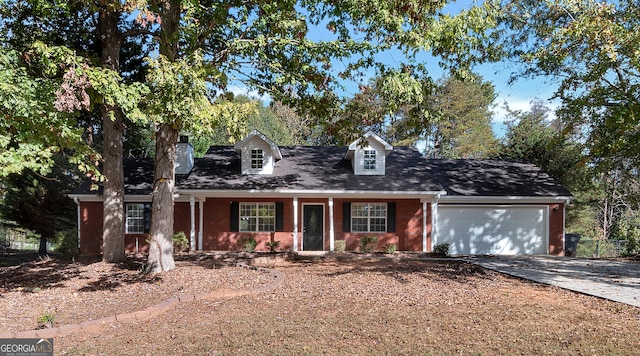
[430,198,439,253]
[198,199,204,251]
[293,197,299,252]
[190,196,196,251]
[329,197,335,252]
[423,200,428,252]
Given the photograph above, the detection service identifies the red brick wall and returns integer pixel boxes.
[333,199,425,252]
[125,235,148,254]
[79,202,103,255]
[80,199,565,256]
[201,198,294,251]
[78,197,431,254]
[549,203,565,256]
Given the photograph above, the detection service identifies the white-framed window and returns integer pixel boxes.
[125,203,145,234]
[351,202,387,232]
[240,202,275,232]
[251,149,264,169]
[363,149,376,170]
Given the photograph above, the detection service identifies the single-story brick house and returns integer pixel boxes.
[70,130,572,256]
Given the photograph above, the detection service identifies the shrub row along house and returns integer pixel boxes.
[70,130,572,256]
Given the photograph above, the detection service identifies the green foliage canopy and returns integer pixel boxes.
[497,0,640,169]
[0,46,95,178]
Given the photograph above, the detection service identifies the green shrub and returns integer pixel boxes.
[626,235,639,256]
[54,229,79,258]
[433,243,449,256]
[383,243,397,254]
[334,240,346,253]
[173,231,189,252]
[37,311,57,329]
[265,240,280,253]
[242,237,257,252]
[358,236,378,253]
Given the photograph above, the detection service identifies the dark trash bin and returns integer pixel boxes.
[564,233,581,257]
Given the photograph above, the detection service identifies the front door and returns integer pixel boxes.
[303,205,324,251]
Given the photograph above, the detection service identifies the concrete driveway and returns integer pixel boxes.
[469,255,640,308]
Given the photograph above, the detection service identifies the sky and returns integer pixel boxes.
[230,59,560,139]
[228,1,562,139]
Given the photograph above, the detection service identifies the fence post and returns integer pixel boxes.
[596,240,600,258]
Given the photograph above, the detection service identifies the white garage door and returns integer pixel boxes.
[435,205,548,255]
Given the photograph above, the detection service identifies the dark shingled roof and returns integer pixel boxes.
[71,146,572,197]
[428,159,572,197]
[177,146,441,192]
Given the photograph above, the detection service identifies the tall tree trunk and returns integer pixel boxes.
[99,9,126,263]
[38,236,47,255]
[147,0,181,273]
[147,123,178,272]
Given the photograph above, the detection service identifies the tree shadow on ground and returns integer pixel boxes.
[0,252,158,292]
[286,255,495,284]
[173,251,288,269]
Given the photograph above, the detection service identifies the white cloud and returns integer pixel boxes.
[491,94,560,138]
[226,85,272,104]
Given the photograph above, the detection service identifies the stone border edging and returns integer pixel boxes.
[0,263,284,339]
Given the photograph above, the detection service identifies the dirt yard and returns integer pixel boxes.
[1,252,639,355]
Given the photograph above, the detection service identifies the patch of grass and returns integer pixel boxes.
[37,311,57,329]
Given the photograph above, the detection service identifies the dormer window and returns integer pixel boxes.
[251,149,264,169]
[234,130,282,175]
[363,150,376,170]
[345,131,393,176]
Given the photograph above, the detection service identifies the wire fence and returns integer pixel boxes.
[577,239,628,258]
[0,223,52,252]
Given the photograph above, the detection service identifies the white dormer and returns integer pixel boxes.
[234,130,282,174]
[345,131,393,175]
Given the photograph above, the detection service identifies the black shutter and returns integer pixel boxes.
[387,202,396,233]
[230,202,239,231]
[143,203,152,233]
[275,202,284,231]
[343,202,351,232]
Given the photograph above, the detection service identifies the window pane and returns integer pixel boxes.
[370,204,386,217]
[251,149,264,169]
[370,218,386,232]
[352,218,368,232]
[364,150,376,170]
[258,217,275,232]
[239,202,275,232]
[350,202,387,232]
[126,203,145,233]
[351,203,367,217]
[258,203,274,217]
[240,217,255,232]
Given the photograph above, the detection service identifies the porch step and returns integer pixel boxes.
[295,251,329,257]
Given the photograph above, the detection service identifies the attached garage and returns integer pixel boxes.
[435,205,548,255]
